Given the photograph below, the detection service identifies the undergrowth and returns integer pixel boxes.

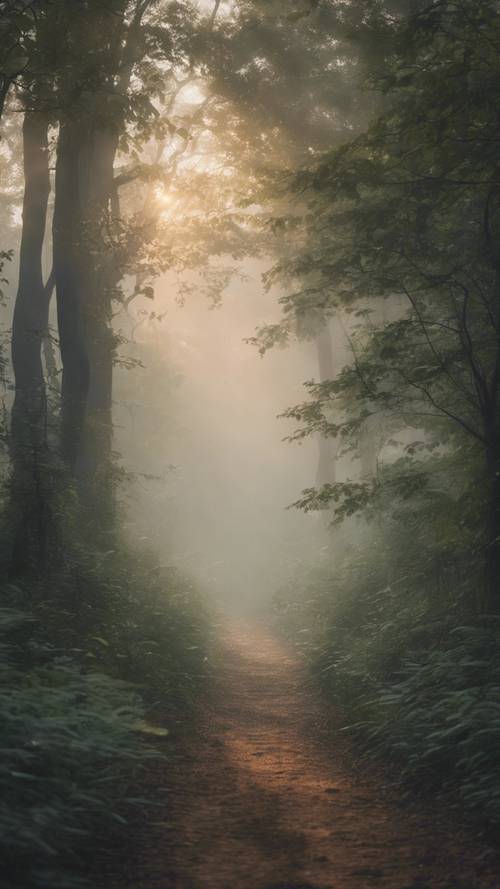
[0,606,150,889]
[0,541,210,889]
[274,516,500,828]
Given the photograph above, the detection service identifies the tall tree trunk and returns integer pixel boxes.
[10,110,51,572]
[53,120,90,472]
[315,323,339,486]
[53,117,120,534]
[52,1,146,528]
[75,127,118,498]
[12,112,51,434]
[41,268,59,390]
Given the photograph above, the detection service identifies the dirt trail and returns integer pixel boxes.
[119,620,500,889]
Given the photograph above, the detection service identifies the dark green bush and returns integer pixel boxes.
[0,450,211,888]
[274,508,500,826]
[361,623,500,824]
[15,543,212,703]
[99,556,211,705]
[0,607,154,889]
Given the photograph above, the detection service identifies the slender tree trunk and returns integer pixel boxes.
[41,268,60,390]
[53,120,90,471]
[10,110,51,572]
[12,112,51,434]
[315,323,339,486]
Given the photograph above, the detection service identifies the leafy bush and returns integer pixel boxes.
[0,607,154,889]
[274,509,500,826]
[100,555,211,706]
[14,541,212,704]
[361,623,500,824]
[0,470,211,888]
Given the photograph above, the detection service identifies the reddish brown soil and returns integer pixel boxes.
[114,620,500,889]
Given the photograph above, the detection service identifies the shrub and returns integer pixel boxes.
[361,623,500,824]
[0,607,153,889]
[274,515,500,826]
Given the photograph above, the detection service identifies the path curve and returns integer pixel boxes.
[120,620,500,889]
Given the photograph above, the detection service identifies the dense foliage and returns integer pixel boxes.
[268,0,500,827]
[0,541,209,889]
[275,517,500,825]
[0,606,148,889]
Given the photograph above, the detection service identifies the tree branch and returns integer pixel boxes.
[395,366,486,444]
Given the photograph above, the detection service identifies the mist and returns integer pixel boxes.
[115,264,324,614]
[2,2,500,887]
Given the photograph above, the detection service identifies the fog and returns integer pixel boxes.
[115,264,326,614]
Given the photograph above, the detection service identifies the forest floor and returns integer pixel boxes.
[107,619,500,889]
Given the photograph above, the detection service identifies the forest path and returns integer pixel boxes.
[119,620,499,889]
